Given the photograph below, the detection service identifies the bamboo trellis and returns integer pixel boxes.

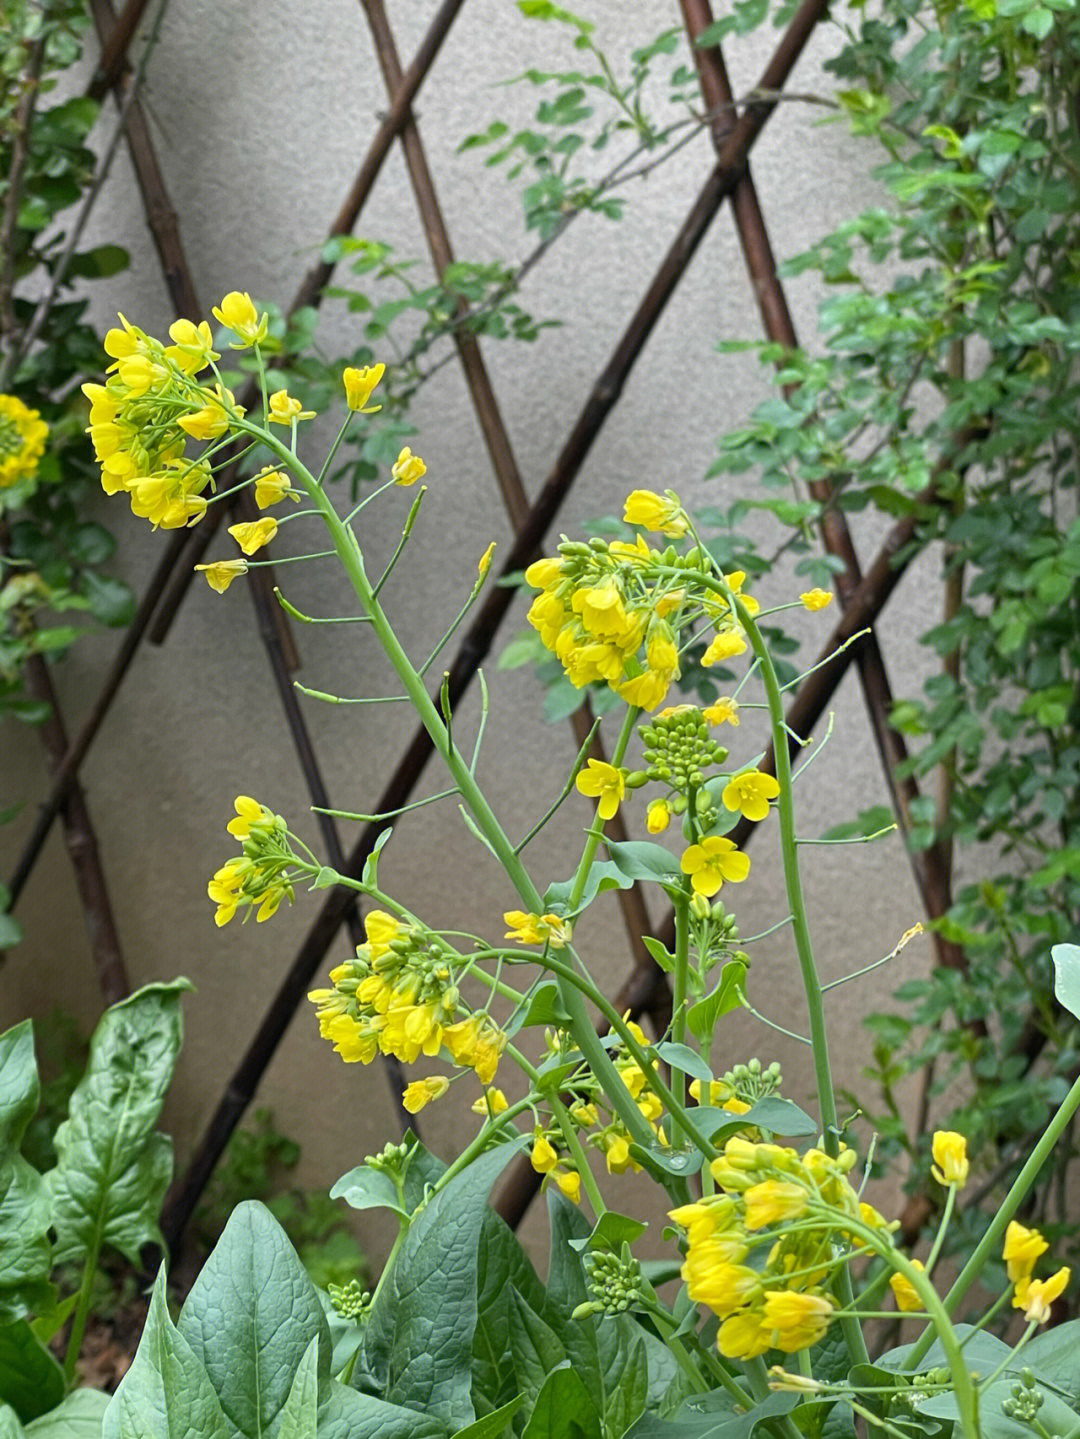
[5,0,965,1252]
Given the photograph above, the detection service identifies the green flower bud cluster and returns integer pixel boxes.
[328,1279,373,1322]
[725,1058,783,1103]
[572,1246,644,1319]
[365,1139,413,1178]
[639,710,728,794]
[1001,1372,1045,1424]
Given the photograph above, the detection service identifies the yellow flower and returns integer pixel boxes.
[103,314,142,359]
[503,911,573,948]
[228,518,278,555]
[742,1180,808,1230]
[471,1088,509,1115]
[194,559,248,593]
[704,698,739,727]
[392,446,426,486]
[722,770,781,823]
[763,1291,834,1353]
[646,799,671,834]
[165,318,218,372]
[680,836,750,898]
[717,1311,771,1360]
[531,1133,558,1174]
[478,542,496,578]
[254,467,298,509]
[575,759,626,821]
[552,1168,582,1203]
[343,363,385,412]
[603,1133,633,1174]
[267,390,315,425]
[212,291,268,348]
[570,1101,598,1127]
[1003,1222,1049,1285]
[800,588,833,611]
[931,1131,969,1188]
[702,629,747,667]
[889,1260,926,1313]
[226,795,268,838]
[402,1076,450,1113]
[623,488,688,538]
[0,394,49,488]
[525,556,564,590]
[1016,1267,1070,1323]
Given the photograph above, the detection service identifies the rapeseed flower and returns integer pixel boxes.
[194,558,248,593]
[680,836,750,898]
[392,446,426,485]
[228,518,278,555]
[0,394,49,487]
[343,363,385,412]
[722,770,781,823]
[931,1131,969,1188]
[576,759,626,820]
[800,589,833,611]
[212,291,268,348]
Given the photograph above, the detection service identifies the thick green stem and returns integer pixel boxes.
[63,1250,98,1387]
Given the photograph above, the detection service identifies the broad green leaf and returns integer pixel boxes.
[0,1406,24,1439]
[876,1325,1011,1374]
[687,963,747,1047]
[915,1379,1078,1439]
[359,1140,526,1427]
[604,1337,649,1439]
[102,1270,231,1439]
[0,1321,64,1421]
[0,1024,52,1323]
[655,1043,714,1084]
[627,1389,799,1439]
[605,841,682,887]
[568,1211,648,1253]
[682,1097,817,1146]
[1023,1319,1080,1400]
[508,983,572,1034]
[543,861,631,916]
[328,1166,407,1218]
[315,1384,447,1439]
[1051,944,1080,1022]
[522,1365,601,1439]
[453,1398,526,1439]
[473,1210,547,1418]
[277,1339,318,1439]
[48,981,191,1267]
[25,1390,109,1437]
[176,1202,331,1438]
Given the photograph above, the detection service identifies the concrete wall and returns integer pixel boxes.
[0,1,941,1268]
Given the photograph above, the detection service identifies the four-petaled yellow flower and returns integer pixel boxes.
[343,363,385,412]
[1016,1267,1070,1324]
[0,394,49,488]
[402,1076,450,1113]
[575,759,626,821]
[254,467,298,509]
[623,488,688,538]
[931,1130,969,1188]
[503,911,573,948]
[226,795,267,838]
[228,518,278,555]
[800,589,833,612]
[704,697,739,727]
[212,291,268,348]
[889,1260,926,1313]
[722,769,781,823]
[194,558,248,593]
[267,389,316,425]
[392,446,426,486]
[680,836,750,897]
[702,629,748,667]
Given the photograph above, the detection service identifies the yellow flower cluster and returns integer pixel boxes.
[308,909,506,1082]
[83,309,244,530]
[1004,1221,1070,1323]
[0,394,48,489]
[670,1136,889,1359]
[207,796,296,925]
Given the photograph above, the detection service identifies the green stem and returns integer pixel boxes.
[432,1097,534,1195]
[926,1184,957,1275]
[905,1067,1080,1370]
[671,886,691,1111]
[551,1092,606,1216]
[63,1251,98,1387]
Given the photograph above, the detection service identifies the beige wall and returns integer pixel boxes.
[1,1,941,1268]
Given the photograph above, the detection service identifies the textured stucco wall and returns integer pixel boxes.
[1,1,943,1267]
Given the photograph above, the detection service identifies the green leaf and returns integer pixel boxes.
[655,1043,714,1084]
[102,1270,232,1439]
[453,1398,526,1439]
[522,1365,601,1439]
[641,937,675,974]
[0,1322,64,1421]
[1052,944,1080,1022]
[328,1166,407,1219]
[1023,1319,1080,1400]
[66,244,130,280]
[277,1338,319,1439]
[176,1202,332,1438]
[358,1140,526,1427]
[627,1389,799,1439]
[681,1096,817,1147]
[24,1390,110,1436]
[315,1385,449,1439]
[567,1211,648,1254]
[605,841,681,887]
[473,1210,548,1418]
[0,1407,23,1439]
[80,573,135,628]
[0,1023,52,1323]
[687,963,747,1047]
[362,828,393,890]
[48,981,191,1267]
[543,861,632,916]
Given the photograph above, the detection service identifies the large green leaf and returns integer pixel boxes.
[25,1390,109,1437]
[627,1390,800,1439]
[473,1209,547,1421]
[0,1406,24,1439]
[278,1340,319,1439]
[176,1202,332,1438]
[48,981,191,1267]
[0,1023,52,1323]
[1052,944,1080,1023]
[0,1321,64,1421]
[102,1271,232,1439]
[358,1140,525,1429]
[521,1365,601,1439]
